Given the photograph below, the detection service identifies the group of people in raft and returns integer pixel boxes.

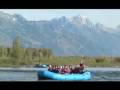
[48,60,85,74]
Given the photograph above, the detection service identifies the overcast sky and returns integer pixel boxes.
[0,9,120,28]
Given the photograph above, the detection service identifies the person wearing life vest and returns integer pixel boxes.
[73,64,80,73]
[60,65,66,74]
[51,65,56,72]
[55,66,59,73]
[53,65,58,73]
[79,60,85,73]
[65,65,71,73]
[59,66,63,73]
[48,64,52,71]
[63,65,68,73]
[68,65,72,73]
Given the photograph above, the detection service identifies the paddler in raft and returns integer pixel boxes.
[79,60,85,74]
[48,61,85,74]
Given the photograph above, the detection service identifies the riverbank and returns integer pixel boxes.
[0,41,120,68]
[0,56,120,67]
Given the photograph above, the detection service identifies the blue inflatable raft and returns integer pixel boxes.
[38,70,91,80]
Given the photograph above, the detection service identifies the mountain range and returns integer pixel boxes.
[0,11,120,56]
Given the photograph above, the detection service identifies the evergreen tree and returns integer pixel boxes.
[12,36,23,65]
[47,49,52,58]
[38,50,43,64]
[0,45,8,57]
[23,48,33,65]
[0,45,4,57]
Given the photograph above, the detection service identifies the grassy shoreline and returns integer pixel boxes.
[0,56,120,67]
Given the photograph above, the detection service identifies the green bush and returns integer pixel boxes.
[114,57,120,63]
[95,57,106,63]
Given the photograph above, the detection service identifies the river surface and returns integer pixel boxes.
[0,67,120,81]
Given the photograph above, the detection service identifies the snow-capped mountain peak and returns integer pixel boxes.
[69,15,92,25]
[13,14,26,22]
[0,11,120,56]
[78,15,89,24]
[95,23,104,28]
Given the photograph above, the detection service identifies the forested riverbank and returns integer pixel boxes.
[0,36,120,67]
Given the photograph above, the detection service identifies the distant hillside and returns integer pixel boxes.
[0,11,120,56]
